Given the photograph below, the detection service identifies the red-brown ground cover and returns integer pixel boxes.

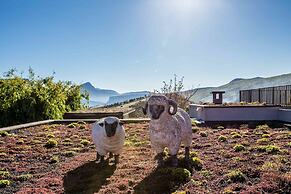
[0,122,290,193]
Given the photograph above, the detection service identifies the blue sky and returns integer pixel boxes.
[1,0,291,93]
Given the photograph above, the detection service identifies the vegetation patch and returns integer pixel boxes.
[233,144,245,152]
[192,127,199,133]
[157,168,191,182]
[231,132,242,138]
[191,157,203,170]
[0,180,10,188]
[50,156,59,164]
[63,151,77,157]
[199,131,207,137]
[15,174,33,182]
[0,170,11,179]
[67,123,78,128]
[44,139,58,148]
[225,170,246,183]
[0,131,9,137]
[80,139,90,146]
[256,138,269,145]
[255,145,281,154]
[218,135,227,142]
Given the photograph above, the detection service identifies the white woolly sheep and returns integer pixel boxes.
[143,94,192,166]
[91,117,125,164]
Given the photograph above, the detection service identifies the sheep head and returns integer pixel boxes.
[143,94,178,120]
[99,117,122,137]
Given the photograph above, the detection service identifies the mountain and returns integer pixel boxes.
[80,82,149,107]
[80,82,119,106]
[189,73,291,103]
[106,91,150,105]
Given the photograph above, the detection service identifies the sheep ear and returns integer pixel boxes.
[142,102,148,115]
[99,122,104,127]
[168,99,177,115]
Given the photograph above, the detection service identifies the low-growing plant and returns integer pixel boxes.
[231,132,242,138]
[63,138,72,142]
[199,131,207,137]
[261,161,280,171]
[63,142,73,146]
[233,144,245,152]
[0,131,9,137]
[50,156,59,164]
[16,139,25,144]
[255,145,281,154]
[71,147,81,152]
[256,138,269,145]
[256,124,269,131]
[190,151,198,157]
[192,127,199,133]
[63,150,77,157]
[0,179,10,188]
[79,124,86,129]
[158,167,191,182]
[218,135,227,142]
[225,170,246,183]
[191,157,203,170]
[80,139,90,146]
[44,139,58,148]
[262,134,271,138]
[47,133,55,138]
[67,123,77,128]
[15,174,33,181]
[217,126,224,130]
[0,170,10,179]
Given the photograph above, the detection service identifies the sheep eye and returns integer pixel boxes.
[99,123,104,127]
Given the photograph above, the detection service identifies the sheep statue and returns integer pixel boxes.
[142,94,192,167]
[91,117,125,164]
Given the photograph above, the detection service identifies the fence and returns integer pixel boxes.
[239,85,291,105]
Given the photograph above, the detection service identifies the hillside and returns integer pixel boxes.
[190,73,291,103]
[81,82,149,107]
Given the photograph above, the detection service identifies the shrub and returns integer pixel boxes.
[0,131,9,137]
[44,139,58,148]
[199,131,207,137]
[218,135,227,142]
[225,170,246,183]
[0,180,10,188]
[233,144,245,152]
[80,139,90,146]
[0,68,88,128]
[191,157,203,170]
[15,174,33,181]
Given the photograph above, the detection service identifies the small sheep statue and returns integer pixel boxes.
[143,94,192,167]
[92,117,125,164]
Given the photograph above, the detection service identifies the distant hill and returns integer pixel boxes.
[189,73,291,103]
[80,82,149,107]
[80,82,119,106]
[106,91,150,105]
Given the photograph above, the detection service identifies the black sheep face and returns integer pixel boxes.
[100,120,118,137]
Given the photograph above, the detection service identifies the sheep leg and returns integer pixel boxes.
[170,154,178,167]
[114,154,119,164]
[109,152,113,159]
[156,153,164,167]
[96,152,100,161]
[185,147,190,161]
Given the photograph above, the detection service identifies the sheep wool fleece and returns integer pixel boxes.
[92,118,125,156]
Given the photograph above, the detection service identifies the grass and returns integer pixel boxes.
[191,157,203,170]
[63,151,77,157]
[0,170,11,179]
[157,168,191,182]
[199,131,207,137]
[80,139,90,146]
[50,156,59,164]
[256,138,269,144]
[231,132,242,138]
[255,145,281,154]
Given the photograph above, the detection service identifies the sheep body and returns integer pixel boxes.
[149,108,192,155]
[91,117,125,156]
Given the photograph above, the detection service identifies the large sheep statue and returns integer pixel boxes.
[91,117,125,164]
[143,94,192,167]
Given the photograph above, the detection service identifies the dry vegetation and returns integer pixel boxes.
[0,122,290,193]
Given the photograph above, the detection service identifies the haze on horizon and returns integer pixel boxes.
[1,0,291,93]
